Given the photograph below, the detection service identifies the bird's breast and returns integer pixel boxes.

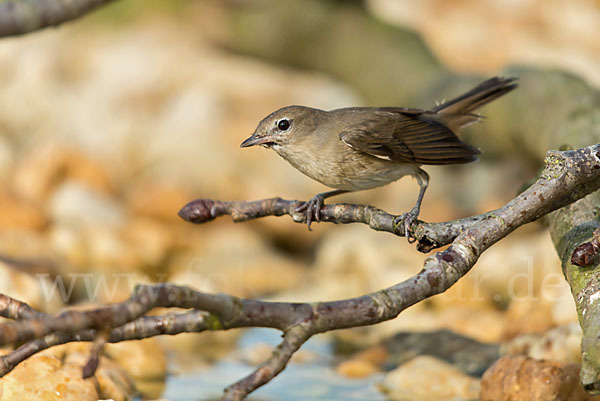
[274,141,419,191]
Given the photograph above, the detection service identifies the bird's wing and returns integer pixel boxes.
[338,109,481,165]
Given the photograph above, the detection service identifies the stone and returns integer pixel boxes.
[481,355,600,401]
[105,338,167,381]
[305,225,423,301]
[105,338,167,399]
[48,180,125,228]
[0,135,14,183]
[61,344,136,401]
[120,217,175,274]
[336,359,380,378]
[12,144,114,203]
[379,355,480,401]
[0,260,65,314]
[0,192,48,230]
[502,323,583,364]
[384,330,500,377]
[126,179,192,222]
[503,297,556,339]
[169,225,307,298]
[0,352,98,401]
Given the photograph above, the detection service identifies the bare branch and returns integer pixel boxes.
[0,294,47,320]
[223,326,312,401]
[0,145,599,399]
[0,310,214,377]
[178,197,492,253]
[0,0,114,37]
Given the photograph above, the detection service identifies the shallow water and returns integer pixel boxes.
[162,328,386,401]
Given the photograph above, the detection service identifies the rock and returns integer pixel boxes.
[302,225,423,301]
[502,323,583,364]
[503,297,556,338]
[481,355,600,401]
[0,260,64,314]
[61,344,136,401]
[126,179,192,222]
[48,180,125,228]
[94,357,138,401]
[379,355,480,401]
[169,225,307,298]
[384,330,500,377]
[0,192,48,230]
[0,135,14,183]
[335,344,388,379]
[105,338,167,399]
[337,358,380,378]
[434,306,507,344]
[0,352,99,401]
[120,217,175,274]
[105,338,167,381]
[12,144,114,203]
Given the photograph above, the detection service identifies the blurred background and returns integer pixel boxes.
[0,0,599,400]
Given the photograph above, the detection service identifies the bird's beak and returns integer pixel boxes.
[240,134,272,148]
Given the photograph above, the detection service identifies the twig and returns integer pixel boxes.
[223,326,312,401]
[0,310,213,377]
[0,294,47,320]
[82,332,108,378]
[178,197,492,253]
[0,145,599,400]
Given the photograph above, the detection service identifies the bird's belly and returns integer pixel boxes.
[293,153,419,191]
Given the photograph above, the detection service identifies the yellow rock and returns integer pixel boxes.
[105,338,167,382]
[126,180,192,222]
[481,355,600,401]
[0,260,65,314]
[12,144,114,203]
[0,192,47,230]
[336,359,379,378]
[0,353,98,401]
[379,355,480,401]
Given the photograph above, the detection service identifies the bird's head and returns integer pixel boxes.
[240,106,322,151]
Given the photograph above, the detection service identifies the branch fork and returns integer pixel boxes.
[0,145,598,400]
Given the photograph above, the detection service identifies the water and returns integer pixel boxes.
[162,328,387,401]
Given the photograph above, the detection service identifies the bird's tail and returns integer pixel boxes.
[432,77,518,130]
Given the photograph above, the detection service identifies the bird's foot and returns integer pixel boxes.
[295,194,326,230]
[393,207,420,243]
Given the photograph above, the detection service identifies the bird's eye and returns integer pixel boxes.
[277,119,290,131]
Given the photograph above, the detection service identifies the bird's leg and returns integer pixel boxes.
[296,189,349,230]
[394,169,429,243]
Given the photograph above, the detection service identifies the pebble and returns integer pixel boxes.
[379,355,480,401]
[481,355,600,401]
[502,323,583,363]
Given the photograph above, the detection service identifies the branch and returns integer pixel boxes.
[178,197,491,253]
[549,189,600,393]
[0,145,599,400]
[0,0,114,37]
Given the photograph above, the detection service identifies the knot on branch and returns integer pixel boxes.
[571,228,600,267]
[542,150,567,180]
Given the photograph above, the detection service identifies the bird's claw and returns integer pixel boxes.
[295,195,325,230]
[393,207,420,243]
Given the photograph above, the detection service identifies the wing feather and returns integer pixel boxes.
[338,110,480,165]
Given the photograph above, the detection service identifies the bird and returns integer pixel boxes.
[240,77,518,239]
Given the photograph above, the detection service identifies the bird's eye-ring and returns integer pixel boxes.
[277,119,290,131]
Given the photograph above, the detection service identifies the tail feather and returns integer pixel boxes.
[432,77,518,129]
